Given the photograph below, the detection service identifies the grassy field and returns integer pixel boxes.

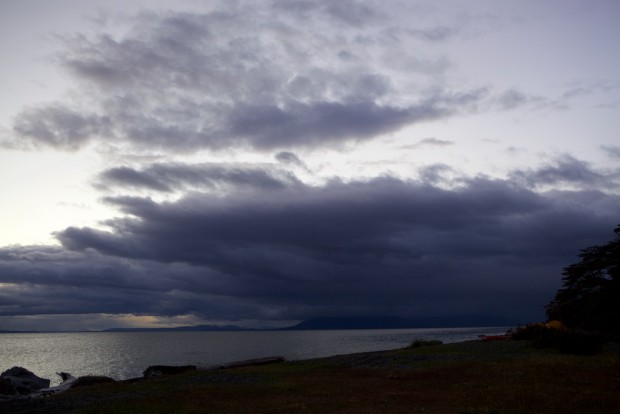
[5,339,620,413]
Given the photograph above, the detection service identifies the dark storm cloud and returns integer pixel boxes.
[60,176,616,265]
[1,162,618,323]
[4,2,501,152]
[0,245,261,319]
[0,246,180,315]
[44,170,619,323]
[98,162,302,193]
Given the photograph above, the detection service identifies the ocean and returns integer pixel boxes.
[0,327,507,385]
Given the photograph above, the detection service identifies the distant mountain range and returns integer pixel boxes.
[103,316,517,332]
[0,316,518,333]
[285,316,517,330]
[0,329,44,334]
[102,324,248,332]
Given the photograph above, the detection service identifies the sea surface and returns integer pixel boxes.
[0,327,507,385]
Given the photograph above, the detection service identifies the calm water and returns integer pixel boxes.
[0,327,507,385]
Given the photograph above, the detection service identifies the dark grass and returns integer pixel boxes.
[4,340,620,413]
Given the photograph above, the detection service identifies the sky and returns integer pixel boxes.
[0,0,619,331]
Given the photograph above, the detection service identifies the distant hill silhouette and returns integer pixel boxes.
[103,324,247,332]
[283,316,516,330]
[1,316,517,333]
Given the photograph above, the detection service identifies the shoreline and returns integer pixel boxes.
[0,326,510,386]
[0,338,487,403]
[4,339,618,413]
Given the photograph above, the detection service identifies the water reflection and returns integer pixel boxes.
[0,327,507,385]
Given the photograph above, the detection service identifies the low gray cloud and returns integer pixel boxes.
[417,164,455,185]
[272,0,386,27]
[509,155,620,190]
[561,80,620,101]
[405,137,455,150]
[100,167,173,192]
[275,151,304,167]
[602,145,620,159]
[224,100,456,150]
[494,89,537,110]
[11,104,111,151]
[98,162,302,193]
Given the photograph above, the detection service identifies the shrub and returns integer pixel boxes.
[546,225,620,336]
[511,323,603,355]
[511,323,547,341]
[537,330,604,355]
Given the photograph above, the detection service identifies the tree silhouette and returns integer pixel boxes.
[546,225,620,336]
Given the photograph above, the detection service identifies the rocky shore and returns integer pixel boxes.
[2,341,619,414]
[1,356,287,404]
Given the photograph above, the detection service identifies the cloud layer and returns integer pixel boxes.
[3,161,618,326]
[1,1,619,330]
[4,1,521,153]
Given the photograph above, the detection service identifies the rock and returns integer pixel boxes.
[0,377,18,395]
[143,365,197,379]
[1,367,34,378]
[0,367,50,395]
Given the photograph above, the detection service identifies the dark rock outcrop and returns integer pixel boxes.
[0,378,18,396]
[143,365,197,379]
[0,367,50,395]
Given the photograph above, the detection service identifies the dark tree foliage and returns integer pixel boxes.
[546,225,620,336]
